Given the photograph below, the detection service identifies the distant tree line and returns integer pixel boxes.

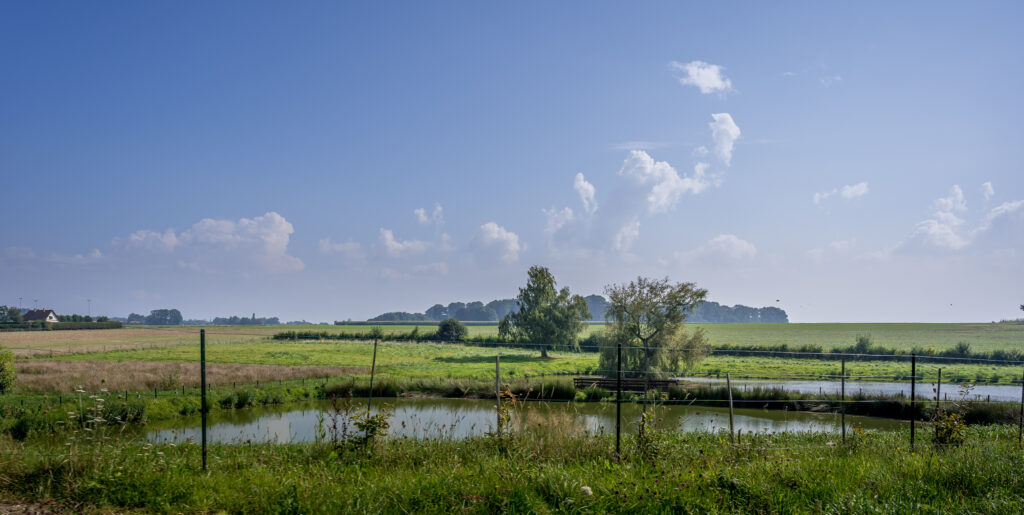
[365,296,787,323]
[686,302,789,323]
[127,309,184,325]
[57,314,110,323]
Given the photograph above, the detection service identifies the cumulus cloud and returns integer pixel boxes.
[981,181,994,201]
[379,229,430,258]
[115,211,304,272]
[674,234,757,264]
[670,60,734,94]
[814,182,869,204]
[709,114,741,165]
[472,222,523,264]
[618,150,711,214]
[574,173,597,214]
[127,229,180,252]
[819,74,843,86]
[906,185,1024,252]
[415,203,444,226]
[412,262,449,275]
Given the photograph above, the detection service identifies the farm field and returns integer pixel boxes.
[46,339,1024,387]
[5,322,1023,357]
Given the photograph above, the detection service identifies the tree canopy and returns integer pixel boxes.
[599,276,710,379]
[498,265,590,358]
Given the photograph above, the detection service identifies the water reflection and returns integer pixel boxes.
[148,397,904,444]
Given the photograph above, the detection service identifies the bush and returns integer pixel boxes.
[435,318,468,342]
[0,346,14,393]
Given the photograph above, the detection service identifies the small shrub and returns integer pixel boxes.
[933,412,967,447]
[0,346,14,394]
[435,318,468,342]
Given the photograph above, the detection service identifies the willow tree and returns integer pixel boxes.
[499,266,590,358]
[599,277,710,381]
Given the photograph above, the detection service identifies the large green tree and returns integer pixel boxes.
[599,276,710,380]
[499,266,590,358]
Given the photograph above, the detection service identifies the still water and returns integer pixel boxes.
[681,376,1024,402]
[148,398,903,444]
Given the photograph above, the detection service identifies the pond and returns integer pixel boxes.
[148,397,904,444]
[681,376,1024,402]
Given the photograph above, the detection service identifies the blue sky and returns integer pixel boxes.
[1,2,1022,322]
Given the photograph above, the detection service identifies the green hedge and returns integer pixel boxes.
[0,321,122,332]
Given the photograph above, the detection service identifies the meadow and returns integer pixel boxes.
[1,426,1022,513]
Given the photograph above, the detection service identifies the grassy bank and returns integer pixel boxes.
[1,426,1022,513]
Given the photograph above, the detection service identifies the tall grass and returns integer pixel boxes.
[1,426,1022,513]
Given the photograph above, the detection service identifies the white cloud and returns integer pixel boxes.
[318,238,365,262]
[573,173,597,214]
[613,220,640,253]
[670,60,734,94]
[982,181,995,201]
[127,229,180,252]
[977,199,1024,233]
[46,248,104,265]
[473,222,523,264]
[618,150,711,214]
[674,234,757,264]
[840,182,869,199]
[934,185,967,213]
[913,219,969,250]
[379,229,430,258]
[414,203,444,226]
[543,207,575,237]
[117,211,304,273]
[709,114,741,165]
[814,182,869,204]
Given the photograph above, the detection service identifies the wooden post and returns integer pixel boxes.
[200,329,207,471]
[726,373,735,444]
[936,367,942,417]
[616,338,622,457]
[495,355,501,434]
[910,353,916,450]
[841,357,846,442]
[367,338,379,413]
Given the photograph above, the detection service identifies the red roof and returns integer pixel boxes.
[22,309,56,321]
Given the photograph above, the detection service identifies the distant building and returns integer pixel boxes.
[23,309,59,323]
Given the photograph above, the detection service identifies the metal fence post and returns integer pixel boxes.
[615,338,622,457]
[910,353,916,450]
[201,329,207,471]
[841,356,846,443]
[367,337,379,413]
[1018,369,1024,447]
[726,373,735,444]
[495,355,501,434]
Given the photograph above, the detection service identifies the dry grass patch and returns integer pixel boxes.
[2,327,271,357]
[14,360,365,393]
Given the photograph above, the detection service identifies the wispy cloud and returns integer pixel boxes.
[814,182,869,204]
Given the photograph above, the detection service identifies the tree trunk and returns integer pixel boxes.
[541,347,548,359]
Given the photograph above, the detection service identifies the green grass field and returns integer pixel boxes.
[54,339,1024,385]
[2,427,1022,513]
[335,322,1024,352]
